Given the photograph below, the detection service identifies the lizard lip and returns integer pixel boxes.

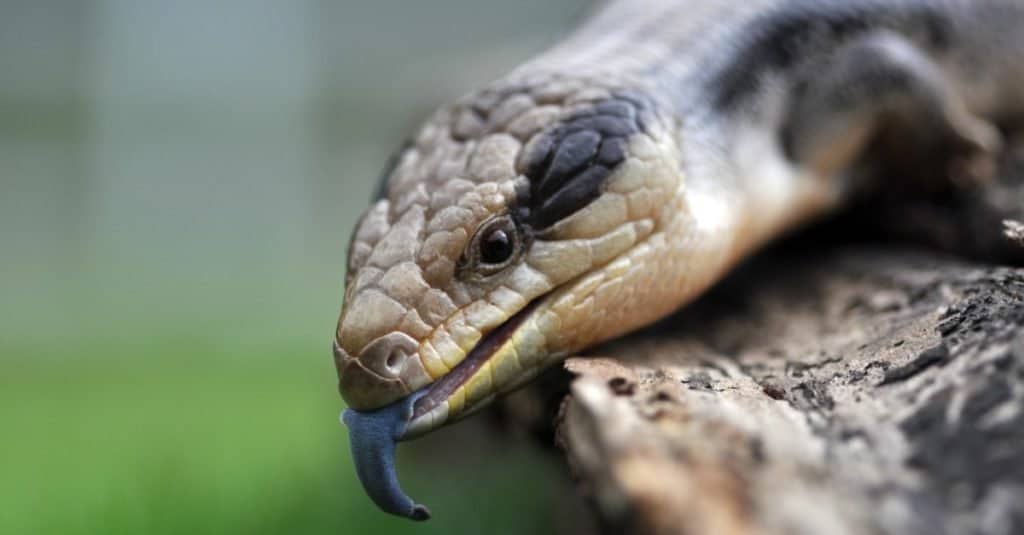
[410,297,545,422]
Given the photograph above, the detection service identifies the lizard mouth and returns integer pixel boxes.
[339,297,544,521]
[407,296,546,429]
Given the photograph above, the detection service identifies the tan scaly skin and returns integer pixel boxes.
[332,0,1023,520]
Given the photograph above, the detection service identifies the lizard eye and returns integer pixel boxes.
[467,215,521,276]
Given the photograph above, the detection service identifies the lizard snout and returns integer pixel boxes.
[336,332,430,410]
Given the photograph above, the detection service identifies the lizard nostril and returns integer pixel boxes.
[355,331,420,379]
[385,349,405,373]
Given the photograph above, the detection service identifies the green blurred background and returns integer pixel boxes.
[1,1,591,533]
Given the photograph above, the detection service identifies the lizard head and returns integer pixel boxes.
[334,75,686,437]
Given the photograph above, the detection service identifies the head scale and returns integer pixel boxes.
[334,72,683,435]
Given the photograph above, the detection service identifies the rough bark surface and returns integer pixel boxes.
[556,248,1024,535]
[498,148,1024,534]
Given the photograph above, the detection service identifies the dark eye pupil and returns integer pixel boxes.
[480,229,514,265]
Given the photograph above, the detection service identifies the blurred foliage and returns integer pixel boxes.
[0,1,588,533]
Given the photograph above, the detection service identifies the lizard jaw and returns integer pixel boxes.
[403,295,549,438]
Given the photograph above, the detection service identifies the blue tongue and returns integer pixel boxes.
[341,391,430,521]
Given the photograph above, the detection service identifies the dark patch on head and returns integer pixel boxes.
[373,140,413,202]
[710,2,952,110]
[515,91,657,230]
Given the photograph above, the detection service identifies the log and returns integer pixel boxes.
[556,248,1024,535]
[497,148,1024,534]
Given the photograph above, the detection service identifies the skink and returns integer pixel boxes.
[332,0,1024,520]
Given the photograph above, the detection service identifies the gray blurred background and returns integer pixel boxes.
[0,1,591,533]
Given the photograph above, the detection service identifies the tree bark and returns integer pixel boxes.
[552,247,1024,535]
